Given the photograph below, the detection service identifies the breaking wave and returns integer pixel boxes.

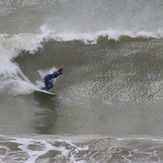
[0,25,163,96]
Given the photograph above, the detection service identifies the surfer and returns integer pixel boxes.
[42,68,63,91]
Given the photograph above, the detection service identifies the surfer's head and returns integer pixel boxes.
[58,68,63,74]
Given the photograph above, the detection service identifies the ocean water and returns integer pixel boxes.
[0,0,163,162]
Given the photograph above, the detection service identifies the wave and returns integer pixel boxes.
[0,25,163,95]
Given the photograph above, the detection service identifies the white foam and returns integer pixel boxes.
[0,28,49,95]
[1,134,163,163]
[51,29,163,44]
[7,136,87,163]
[37,25,163,44]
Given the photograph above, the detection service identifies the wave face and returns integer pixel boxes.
[1,29,163,101]
[0,0,163,162]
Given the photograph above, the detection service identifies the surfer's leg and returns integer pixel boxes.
[46,82,53,90]
[42,77,51,90]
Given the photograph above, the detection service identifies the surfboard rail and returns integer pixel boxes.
[34,89,57,97]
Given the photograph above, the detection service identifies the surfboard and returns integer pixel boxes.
[35,89,57,97]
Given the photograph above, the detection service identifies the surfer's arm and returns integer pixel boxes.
[51,78,55,84]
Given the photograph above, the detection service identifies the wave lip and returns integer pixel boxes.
[52,29,163,44]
